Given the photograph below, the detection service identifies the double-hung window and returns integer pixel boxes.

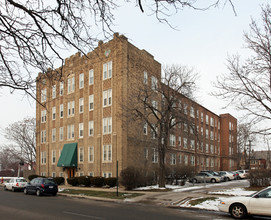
[79,73,84,89]
[103,145,112,162]
[59,127,64,141]
[88,146,94,162]
[52,150,56,164]
[170,153,176,165]
[52,128,56,142]
[41,130,46,143]
[79,123,84,138]
[103,89,112,107]
[52,85,56,99]
[52,107,56,120]
[89,95,94,111]
[151,76,158,91]
[41,89,46,102]
[144,71,148,84]
[89,69,94,85]
[59,82,64,96]
[41,110,46,123]
[67,124,74,140]
[79,98,84,113]
[152,148,158,163]
[88,120,94,136]
[68,101,75,117]
[67,77,75,93]
[103,117,112,134]
[60,104,64,118]
[103,61,112,80]
[79,147,84,163]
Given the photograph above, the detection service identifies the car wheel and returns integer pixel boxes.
[4,186,7,191]
[24,188,28,194]
[230,203,247,219]
[211,178,216,183]
[12,187,16,192]
[227,177,230,181]
[36,189,41,196]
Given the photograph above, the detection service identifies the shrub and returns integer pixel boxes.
[67,177,79,186]
[28,174,40,181]
[249,169,271,187]
[120,166,143,190]
[54,177,65,185]
[104,177,117,187]
[91,177,105,187]
[77,176,91,186]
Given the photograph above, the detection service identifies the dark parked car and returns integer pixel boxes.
[24,177,58,196]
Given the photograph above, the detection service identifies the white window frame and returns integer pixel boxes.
[59,82,64,96]
[41,110,47,123]
[103,61,112,80]
[169,134,176,146]
[88,146,94,163]
[79,123,84,138]
[89,69,94,85]
[52,128,56,142]
[152,148,158,163]
[41,130,46,143]
[52,85,56,99]
[103,117,112,134]
[79,147,84,163]
[151,76,158,91]
[41,151,46,164]
[79,98,84,113]
[144,71,148,84]
[59,127,64,141]
[88,120,94,136]
[52,106,56,120]
[68,101,75,117]
[89,95,94,111]
[60,104,64,118]
[67,124,74,140]
[143,123,147,135]
[79,73,84,89]
[170,153,176,165]
[41,89,46,102]
[103,145,112,162]
[67,77,75,94]
[52,150,56,164]
[103,89,112,107]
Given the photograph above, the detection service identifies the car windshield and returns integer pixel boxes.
[17,179,27,182]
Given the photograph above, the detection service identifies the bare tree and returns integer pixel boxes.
[2,117,36,169]
[126,64,198,187]
[0,0,234,99]
[214,4,271,136]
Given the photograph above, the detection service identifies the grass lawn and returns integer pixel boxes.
[59,189,143,200]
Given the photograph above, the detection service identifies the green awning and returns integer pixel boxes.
[57,143,77,167]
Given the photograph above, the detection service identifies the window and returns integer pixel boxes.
[103,61,112,80]
[144,71,148,84]
[68,101,75,117]
[52,150,56,164]
[179,154,182,164]
[79,98,84,113]
[210,131,214,140]
[88,120,94,136]
[59,82,64,96]
[67,124,74,140]
[152,100,158,114]
[190,139,195,150]
[210,117,214,127]
[201,112,204,123]
[41,110,46,123]
[60,104,64,118]
[79,123,84,138]
[79,73,84,89]
[178,137,181,146]
[206,158,209,167]
[89,69,94,85]
[41,152,46,164]
[89,95,94,111]
[41,130,46,143]
[67,77,75,93]
[144,147,148,160]
[79,147,84,162]
[206,143,209,153]
[103,89,112,107]
[170,153,176,165]
[41,89,46,102]
[151,76,158,91]
[191,156,195,166]
[88,146,94,162]
[52,107,56,120]
[52,85,56,99]
[206,115,209,125]
[190,106,195,118]
[143,123,147,135]
[151,124,157,139]
[103,172,112,178]
[89,172,94,177]
[184,103,188,115]
[184,138,187,149]
[103,145,112,162]
[59,127,64,141]
[210,144,214,154]
[169,134,176,146]
[184,123,188,132]
[206,129,209,139]
[184,155,188,165]
[152,148,158,163]
[52,128,56,142]
[103,117,112,134]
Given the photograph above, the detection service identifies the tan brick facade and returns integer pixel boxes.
[36,33,237,179]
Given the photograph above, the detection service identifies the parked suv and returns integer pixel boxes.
[237,170,249,179]
[4,177,27,192]
[24,177,58,196]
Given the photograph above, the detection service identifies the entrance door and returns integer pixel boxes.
[67,167,75,178]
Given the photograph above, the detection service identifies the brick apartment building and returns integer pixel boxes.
[36,33,237,180]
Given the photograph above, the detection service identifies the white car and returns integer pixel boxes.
[218,186,271,219]
[236,170,249,179]
[4,177,28,192]
[217,171,235,181]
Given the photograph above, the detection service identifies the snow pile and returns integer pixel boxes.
[208,188,256,196]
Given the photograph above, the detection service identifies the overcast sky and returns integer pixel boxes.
[0,0,269,149]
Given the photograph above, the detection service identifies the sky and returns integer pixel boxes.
[0,0,270,149]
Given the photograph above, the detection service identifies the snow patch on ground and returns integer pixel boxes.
[208,187,255,196]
